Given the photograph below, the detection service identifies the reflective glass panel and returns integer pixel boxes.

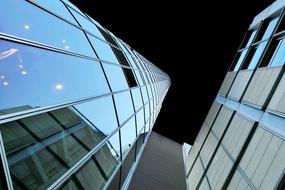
[87,34,120,64]
[20,113,62,139]
[0,122,36,155]
[102,64,129,92]
[120,117,136,158]
[114,91,134,124]
[75,159,105,190]
[74,96,118,135]
[120,145,135,187]
[1,107,108,190]
[95,144,118,177]
[261,17,279,41]
[69,9,106,40]
[141,86,149,104]
[0,0,95,57]
[245,31,257,47]
[48,135,88,167]
[32,0,78,24]
[136,109,145,133]
[131,88,143,111]
[0,40,109,115]
[10,148,66,190]
[268,39,285,67]
[247,42,267,69]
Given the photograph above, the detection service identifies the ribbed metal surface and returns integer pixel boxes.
[128,132,186,190]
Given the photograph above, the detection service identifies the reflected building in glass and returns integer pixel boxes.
[185,0,285,189]
[0,0,170,189]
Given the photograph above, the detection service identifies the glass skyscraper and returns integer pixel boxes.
[185,0,285,189]
[0,0,170,189]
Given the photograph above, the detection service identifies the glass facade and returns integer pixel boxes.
[186,2,285,190]
[0,1,170,190]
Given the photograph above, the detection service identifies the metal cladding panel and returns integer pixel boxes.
[128,132,187,190]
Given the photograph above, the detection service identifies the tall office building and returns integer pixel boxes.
[186,0,285,189]
[0,0,170,189]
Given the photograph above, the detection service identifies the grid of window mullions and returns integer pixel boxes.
[50,85,169,190]
[0,86,166,190]
[231,9,285,72]
[4,1,167,80]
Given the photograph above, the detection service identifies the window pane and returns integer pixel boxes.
[20,113,62,139]
[0,0,95,57]
[95,144,119,177]
[114,91,134,124]
[102,64,129,92]
[69,9,105,40]
[131,88,143,111]
[87,34,120,64]
[32,0,78,25]
[0,40,109,115]
[0,122,36,154]
[50,108,81,128]
[268,39,285,67]
[247,42,267,69]
[261,17,279,41]
[141,86,149,104]
[120,117,136,157]
[136,109,145,133]
[10,149,66,190]
[245,31,257,47]
[1,106,108,190]
[120,145,136,187]
[75,159,105,190]
[74,96,118,135]
[73,126,104,149]
[48,135,88,167]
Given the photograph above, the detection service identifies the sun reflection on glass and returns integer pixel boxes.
[21,70,27,75]
[64,45,69,50]
[19,64,24,69]
[55,84,63,90]
[0,76,4,79]
[24,25,30,29]
[3,81,8,86]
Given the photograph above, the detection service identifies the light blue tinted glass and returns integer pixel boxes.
[116,40,138,69]
[107,132,121,159]
[74,96,118,135]
[141,86,149,104]
[61,0,83,14]
[262,17,279,40]
[114,91,134,124]
[88,34,120,64]
[247,42,267,69]
[0,40,109,115]
[102,64,129,92]
[120,117,136,157]
[136,109,145,133]
[69,9,106,40]
[144,103,150,122]
[0,0,95,57]
[131,88,143,111]
[32,0,78,25]
[145,120,150,132]
[269,39,285,67]
[245,31,257,47]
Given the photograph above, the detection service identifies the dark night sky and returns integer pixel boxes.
[71,0,274,144]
